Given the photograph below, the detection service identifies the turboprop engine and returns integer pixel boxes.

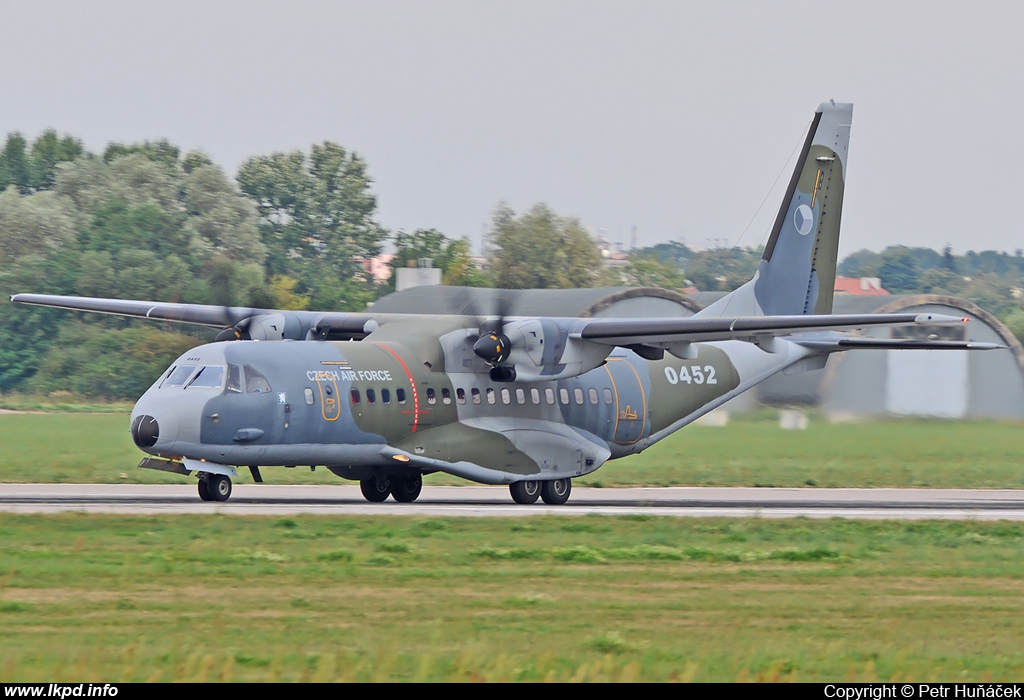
[447,318,611,383]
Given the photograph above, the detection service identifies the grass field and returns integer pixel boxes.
[3,514,1024,681]
[0,410,1021,488]
[2,412,1024,681]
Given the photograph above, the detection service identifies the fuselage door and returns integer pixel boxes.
[605,357,647,445]
[314,371,341,421]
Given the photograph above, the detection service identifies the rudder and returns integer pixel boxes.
[697,101,853,318]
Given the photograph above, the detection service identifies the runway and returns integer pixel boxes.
[4,483,1024,519]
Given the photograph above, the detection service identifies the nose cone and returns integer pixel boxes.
[131,415,159,448]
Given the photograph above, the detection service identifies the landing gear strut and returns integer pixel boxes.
[509,480,541,504]
[198,473,232,502]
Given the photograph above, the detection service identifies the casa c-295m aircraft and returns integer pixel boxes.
[12,101,1000,505]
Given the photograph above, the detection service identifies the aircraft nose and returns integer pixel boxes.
[131,414,160,448]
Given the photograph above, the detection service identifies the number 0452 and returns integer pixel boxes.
[664,365,717,385]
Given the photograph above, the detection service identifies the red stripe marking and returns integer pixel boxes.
[373,343,419,433]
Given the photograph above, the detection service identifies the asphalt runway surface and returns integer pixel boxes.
[4,484,1024,519]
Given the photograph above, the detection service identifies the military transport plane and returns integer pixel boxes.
[11,101,1001,505]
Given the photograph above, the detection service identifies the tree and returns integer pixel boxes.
[616,255,688,289]
[388,228,488,288]
[487,204,601,289]
[877,247,921,293]
[683,247,762,291]
[28,130,84,190]
[237,142,388,309]
[103,139,181,172]
[837,248,881,278]
[941,244,957,273]
[0,133,31,193]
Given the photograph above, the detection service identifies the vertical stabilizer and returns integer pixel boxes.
[697,101,853,318]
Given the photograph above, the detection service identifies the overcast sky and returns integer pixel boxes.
[3,1,1022,259]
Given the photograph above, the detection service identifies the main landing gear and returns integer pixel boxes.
[197,473,232,502]
[359,473,423,503]
[510,478,572,505]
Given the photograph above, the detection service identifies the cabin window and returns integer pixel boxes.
[603,388,614,405]
[426,388,436,405]
[574,388,584,405]
[304,387,315,405]
[243,365,272,394]
[500,388,511,404]
[589,388,599,405]
[442,388,452,405]
[164,365,196,388]
[516,388,526,405]
[226,365,243,393]
[187,366,225,389]
[486,387,496,405]
[471,388,481,405]
[351,389,360,404]
[545,388,555,405]
[457,388,466,405]
[559,388,569,405]
[381,388,391,404]
[531,388,541,405]
[366,388,376,404]
[396,388,407,404]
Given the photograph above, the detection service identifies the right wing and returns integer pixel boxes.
[10,293,377,341]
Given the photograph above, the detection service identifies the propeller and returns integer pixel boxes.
[455,288,520,381]
[212,306,256,341]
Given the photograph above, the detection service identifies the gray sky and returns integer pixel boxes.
[3,0,1022,259]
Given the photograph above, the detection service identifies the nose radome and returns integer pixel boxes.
[131,415,159,448]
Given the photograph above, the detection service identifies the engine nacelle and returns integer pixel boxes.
[441,319,611,382]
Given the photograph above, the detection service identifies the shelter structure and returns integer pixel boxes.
[757,295,1024,420]
[367,286,702,319]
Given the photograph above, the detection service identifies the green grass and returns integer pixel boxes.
[3,514,1024,681]
[0,392,133,413]
[0,410,1021,488]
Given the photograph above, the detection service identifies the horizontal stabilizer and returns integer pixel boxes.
[794,337,1005,351]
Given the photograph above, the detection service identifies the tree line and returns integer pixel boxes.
[2,128,1022,399]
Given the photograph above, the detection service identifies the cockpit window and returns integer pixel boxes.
[163,365,197,388]
[186,366,225,389]
[226,365,243,393]
[244,365,272,394]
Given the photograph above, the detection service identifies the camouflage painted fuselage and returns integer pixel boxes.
[128,323,820,485]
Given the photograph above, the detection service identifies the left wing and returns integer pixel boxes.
[572,313,1002,359]
[576,312,984,346]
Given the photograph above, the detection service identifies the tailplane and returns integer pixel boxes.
[697,101,853,318]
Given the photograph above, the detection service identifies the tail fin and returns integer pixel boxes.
[696,101,853,318]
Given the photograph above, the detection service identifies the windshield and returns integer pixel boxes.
[186,366,225,389]
[162,365,197,388]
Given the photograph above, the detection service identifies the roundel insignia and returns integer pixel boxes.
[793,204,814,236]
